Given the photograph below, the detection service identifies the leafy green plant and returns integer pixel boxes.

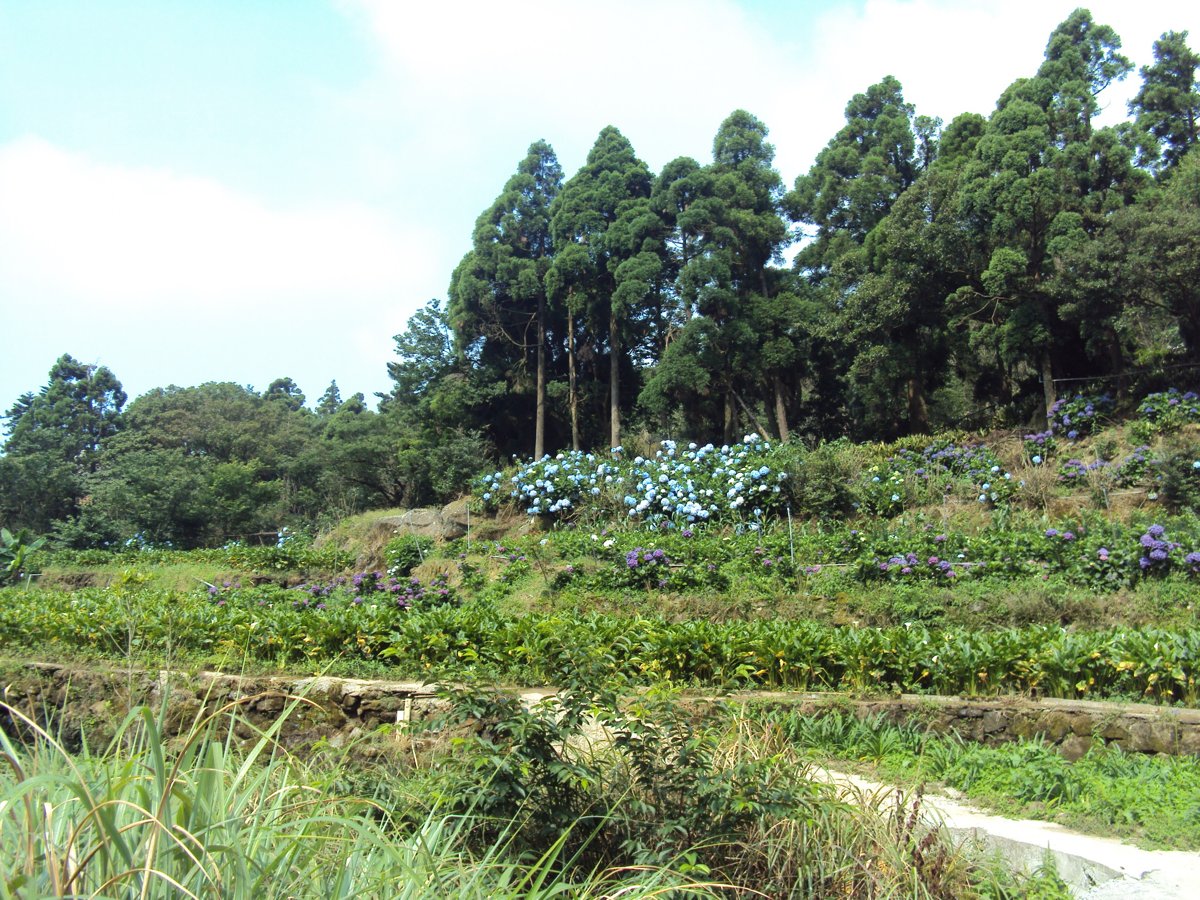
[1159,454,1200,514]
[0,527,44,585]
[6,580,1198,701]
[854,464,908,516]
[385,533,434,577]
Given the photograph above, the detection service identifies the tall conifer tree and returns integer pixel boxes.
[449,142,562,458]
[549,128,653,449]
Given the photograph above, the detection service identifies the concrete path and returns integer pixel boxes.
[808,765,1200,899]
[515,689,1200,896]
[514,689,1200,897]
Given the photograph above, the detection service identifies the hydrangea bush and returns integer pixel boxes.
[287,571,457,608]
[1114,447,1153,487]
[1048,394,1113,440]
[616,546,673,589]
[1023,429,1056,464]
[1137,389,1200,433]
[871,551,979,581]
[886,440,1018,507]
[855,465,907,516]
[1138,524,1184,574]
[1058,458,1107,483]
[476,435,787,527]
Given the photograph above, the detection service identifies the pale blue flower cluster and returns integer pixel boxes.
[476,434,787,525]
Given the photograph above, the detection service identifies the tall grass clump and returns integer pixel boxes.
[0,689,1073,899]
[0,697,719,899]
[409,686,1070,899]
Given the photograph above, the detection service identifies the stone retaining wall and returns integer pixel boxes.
[736,691,1200,759]
[0,662,444,749]
[4,662,1199,759]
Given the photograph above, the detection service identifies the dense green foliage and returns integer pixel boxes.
[0,355,126,534]
[0,528,43,586]
[0,349,487,546]
[4,12,1200,548]
[4,570,1197,701]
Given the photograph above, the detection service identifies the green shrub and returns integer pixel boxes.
[1159,453,1200,514]
[779,440,857,519]
[852,463,908,516]
[385,533,433,577]
[1,527,44,585]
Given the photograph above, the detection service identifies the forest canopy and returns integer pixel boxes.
[3,9,1199,547]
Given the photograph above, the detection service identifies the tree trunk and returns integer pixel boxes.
[1177,301,1200,366]
[1041,351,1057,426]
[723,390,736,445]
[609,307,621,449]
[906,376,930,435]
[534,294,546,459]
[773,374,790,443]
[734,390,771,441]
[1106,328,1125,401]
[568,314,579,451]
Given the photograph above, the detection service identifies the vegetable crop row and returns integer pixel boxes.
[2,586,1197,703]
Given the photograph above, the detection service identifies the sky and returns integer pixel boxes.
[2,0,1199,418]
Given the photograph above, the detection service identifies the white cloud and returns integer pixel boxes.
[0,134,447,407]
[799,0,1200,131]
[6,0,1199,410]
[346,0,793,173]
[766,0,1200,182]
[0,135,432,311]
[347,0,1200,187]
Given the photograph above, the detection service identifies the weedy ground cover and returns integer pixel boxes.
[0,690,1072,899]
[5,409,1198,895]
